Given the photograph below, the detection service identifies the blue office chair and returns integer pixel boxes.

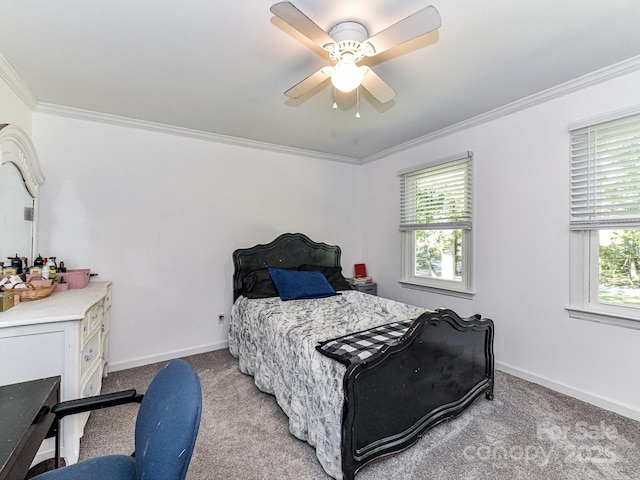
[33,359,202,480]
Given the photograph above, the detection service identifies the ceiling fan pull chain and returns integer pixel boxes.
[333,87,338,110]
[356,87,361,119]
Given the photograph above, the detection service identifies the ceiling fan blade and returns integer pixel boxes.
[270,2,336,50]
[284,67,332,98]
[360,67,396,104]
[363,6,441,56]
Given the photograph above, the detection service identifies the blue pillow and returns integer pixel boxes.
[268,267,338,301]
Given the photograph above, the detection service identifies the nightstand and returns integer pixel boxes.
[353,282,377,296]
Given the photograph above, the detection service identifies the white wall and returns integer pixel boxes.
[361,69,640,419]
[11,63,640,419]
[31,113,363,370]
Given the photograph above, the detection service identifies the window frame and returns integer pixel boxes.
[569,230,640,329]
[398,152,474,298]
[568,106,640,329]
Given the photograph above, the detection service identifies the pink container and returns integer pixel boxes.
[56,269,91,289]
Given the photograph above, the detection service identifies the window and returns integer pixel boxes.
[399,152,473,296]
[569,111,640,328]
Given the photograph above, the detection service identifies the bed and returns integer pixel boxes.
[228,233,494,480]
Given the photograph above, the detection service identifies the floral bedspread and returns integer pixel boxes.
[228,290,427,479]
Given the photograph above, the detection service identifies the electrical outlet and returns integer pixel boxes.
[217,313,225,324]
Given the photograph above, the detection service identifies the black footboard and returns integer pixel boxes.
[341,309,494,480]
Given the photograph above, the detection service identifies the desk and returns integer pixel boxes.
[0,376,60,480]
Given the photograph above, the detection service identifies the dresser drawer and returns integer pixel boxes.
[101,308,110,336]
[104,287,112,310]
[83,301,103,341]
[80,328,101,380]
[77,363,103,431]
[354,282,377,295]
[101,309,110,371]
[101,334,109,367]
[82,362,103,399]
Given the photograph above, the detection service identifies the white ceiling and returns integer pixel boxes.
[1,1,640,162]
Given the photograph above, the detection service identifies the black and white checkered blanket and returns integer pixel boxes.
[316,319,415,366]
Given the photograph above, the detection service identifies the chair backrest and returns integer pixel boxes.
[134,359,202,480]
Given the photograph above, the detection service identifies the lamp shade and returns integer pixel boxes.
[331,58,366,93]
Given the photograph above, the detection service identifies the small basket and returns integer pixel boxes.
[1,282,56,301]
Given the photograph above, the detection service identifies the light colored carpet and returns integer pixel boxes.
[73,349,640,479]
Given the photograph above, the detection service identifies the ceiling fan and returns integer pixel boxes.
[270,2,442,104]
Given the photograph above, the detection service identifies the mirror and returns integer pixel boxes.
[0,125,45,267]
[0,162,34,265]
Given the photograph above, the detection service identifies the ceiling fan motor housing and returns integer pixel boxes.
[328,21,368,43]
[326,21,370,62]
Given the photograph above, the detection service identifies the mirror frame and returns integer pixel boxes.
[0,124,46,262]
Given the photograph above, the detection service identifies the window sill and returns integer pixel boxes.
[566,306,640,330]
[399,280,475,300]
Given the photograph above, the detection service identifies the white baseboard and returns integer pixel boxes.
[108,340,229,373]
[496,361,640,422]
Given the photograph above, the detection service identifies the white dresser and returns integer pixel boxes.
[0,281,112,466]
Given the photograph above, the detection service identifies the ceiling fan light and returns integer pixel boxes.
[331,60,366,93]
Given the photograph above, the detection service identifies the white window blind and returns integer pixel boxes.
[570,112,640,230]
[399,153,472,231]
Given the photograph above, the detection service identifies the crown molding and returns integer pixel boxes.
[22,54,640,166]
[34,103,361,165]
[361,55,640,164]
[0,53,38,110]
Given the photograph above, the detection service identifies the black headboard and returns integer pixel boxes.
[232,233,342,300]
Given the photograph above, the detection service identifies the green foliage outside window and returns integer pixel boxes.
[599,229,640,305]
[414,229,462,281]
